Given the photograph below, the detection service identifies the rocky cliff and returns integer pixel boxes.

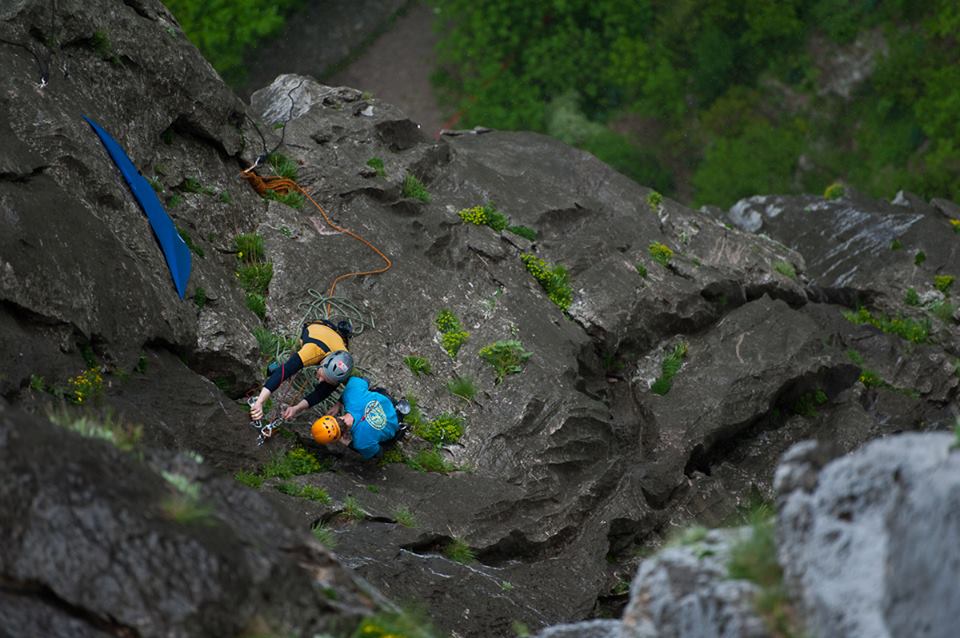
[1,1,957,636]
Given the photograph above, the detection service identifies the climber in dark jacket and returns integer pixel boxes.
[249,321,353,420]
[310,376,400,460]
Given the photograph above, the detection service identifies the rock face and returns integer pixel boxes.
[1,0,958,636]
[776,434,960,638]
[0,405,374,637]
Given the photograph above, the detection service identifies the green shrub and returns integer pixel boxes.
[931,300,955,323]
[262,447,326,479]
[234,471,263,488]
[636,263,648,278]
[193,286,206,309]
[413,413,465,445]
[447,376,476,401]
[891,239,903,250]
[341,495,365,521]
[728,505,799,637]
[264,188,305,209]
[520,253,573,310]
[367,157,386,177]
[267,153,299,180]
[436,309,469,359]
[275,482,330,503]
[393,506,417,527]
[648,242,674,267]
[29,374,45,392]
[915,251,927,266]
[407,449,455,473]
[252,327,297,358]
[458,204,509,231]
[402,174,430,202]
[234,234,265,262]
[793,389,828,417]
[478,339,533,384]
[905,288,920,306]
[773,261,796,279]
[237,262,273,296]
[934,274,955,293]
[350,610,439,638]
[66,368,104,406]
[163,0,301,84]
[444,538,475,564]
[245,292,266,319]
[651,342,688,395]
[858,369,885,388]
[507,225,537,241]
[312,523,337,548]
[403,355,432,376]
[647,190,663,210]
[823,182,845,199]
[842,307,929,343]
[48,409,142,451]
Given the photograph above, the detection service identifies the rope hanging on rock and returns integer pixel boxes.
[240,168,393,304]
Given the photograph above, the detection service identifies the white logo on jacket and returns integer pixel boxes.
[364,400,387,429]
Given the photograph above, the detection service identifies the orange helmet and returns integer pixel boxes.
[311,415,341,445]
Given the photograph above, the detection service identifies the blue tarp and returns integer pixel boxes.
[84,116,191,299]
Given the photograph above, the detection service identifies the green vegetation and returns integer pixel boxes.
[447,376,476,401]
[219,191,231,204]
[136,353,148,374]
[234,233,272,319]
[952,220,960,235]
[193,286,206,309]
[431,1,960,208]
[262,447,327,479]
[842,307,929,343]
[444,538,475,564]
[773,261,796,279]
[651,343,688,395]
[478,339,533,384]
[648,242,673,267]
[312,523,337,548]
[636,263,648,278]
[167,194,183,209]
[29,374,44,392]
[177,225,204,256]
[275,482,331,503]
[728,505,800,637]
[931,300,955,323]
[436,309,469,359]
[402,174,430,202]
[413,413,465,446]
[647,190,663,211]
[458,203,509,231]
[507,225,537,241]
[162,0,303,85]
[367,157,386,177]
[91,30,119,65]
[341,495,366,521]
[407,449,456,473]
[67,368,104,405]
[403,355,432,376]
[267,153,299,180]
[161,471,214,525]
[393,506,417,527]
[234,470,263,489]
[253,327,297,358]
[891,239,903,251]
[823,182,845,199]
[915,251,927,266]
[263,188,305,209]
[793,389,828,417]
[934,274,955,294]
[350,610,439,638]
[905,288,920,306]
[48,409,142,452]
[520,253,573,310]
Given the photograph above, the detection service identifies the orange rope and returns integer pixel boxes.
[240,168,393,301]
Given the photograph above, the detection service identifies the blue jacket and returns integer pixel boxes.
[342,377,399,460]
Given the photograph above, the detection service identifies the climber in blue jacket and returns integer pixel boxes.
[310,376,401,460]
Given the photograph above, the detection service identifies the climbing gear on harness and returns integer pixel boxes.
[395,398,411,417]
[319,350,353,382]
[312,415,341,444]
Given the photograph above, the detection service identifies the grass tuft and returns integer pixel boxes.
[402,174,430,202]
[447,376,476,401]
[403,355,432,376]
[773,260,796,279]
[262,447,328,480]
[393,506,417,527]
[444,538,475,563]
[651,342,688,395]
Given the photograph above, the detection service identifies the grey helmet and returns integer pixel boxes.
[319,350,353,382]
